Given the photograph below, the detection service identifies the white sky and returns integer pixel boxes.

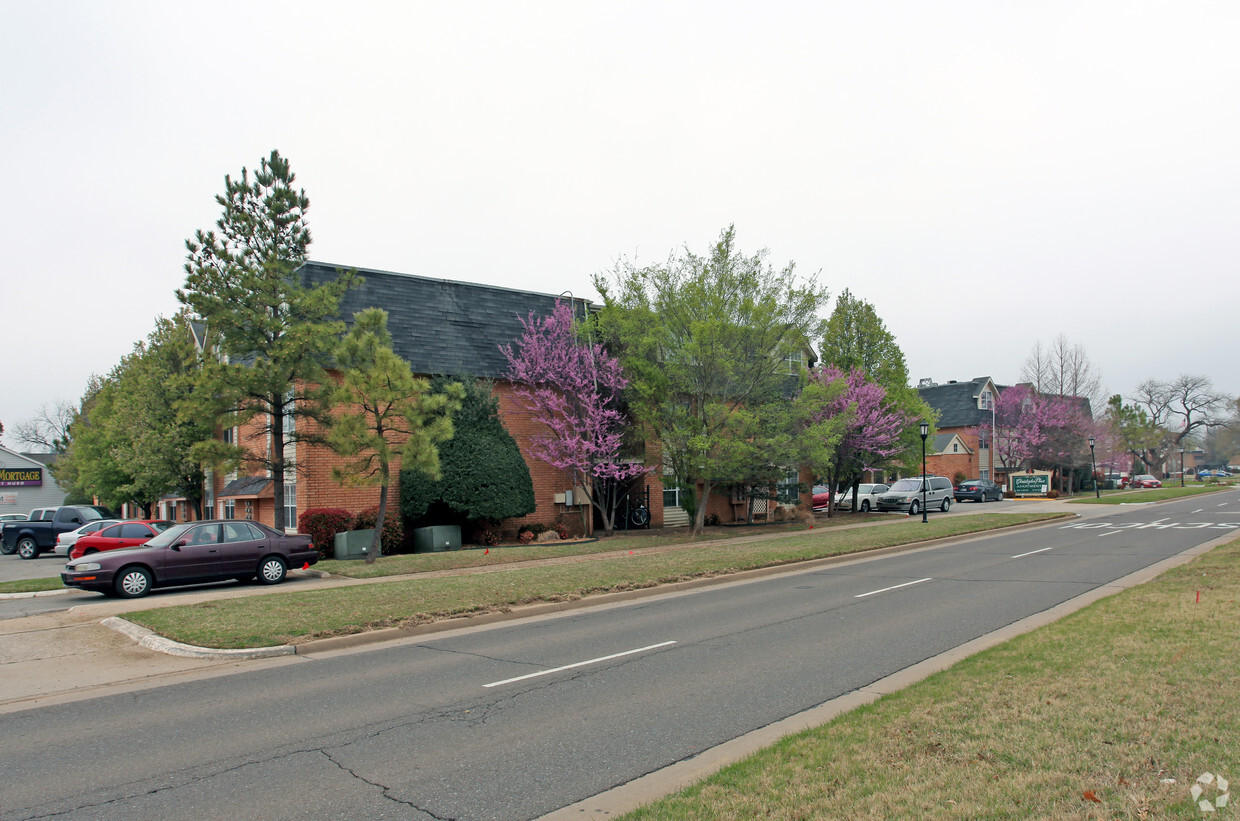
[3,1,1238,446]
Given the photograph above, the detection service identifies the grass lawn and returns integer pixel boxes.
[316,520,821,578]
[0,576,65,594]
[1070,484,1233,505]
[123,511,1066,649]
[618,538,1240,821]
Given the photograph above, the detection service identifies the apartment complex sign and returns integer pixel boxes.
[0,468,43,487]
[1011,473,1050,496]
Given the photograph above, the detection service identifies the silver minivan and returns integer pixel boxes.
[877,475,953,514]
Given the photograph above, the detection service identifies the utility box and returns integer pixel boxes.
[414,525,461,553]
[333,529,375,560]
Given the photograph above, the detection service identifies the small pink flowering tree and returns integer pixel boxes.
[503,302,652,536]
[799,366,912,516]
[975,385,1089,489]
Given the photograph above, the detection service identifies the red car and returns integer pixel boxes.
[69,520,173,560]
[1129,475,1162,489]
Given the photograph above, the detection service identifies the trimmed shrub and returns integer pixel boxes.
[553,522,570,540]
[401,378,536,527]
[1046,489,1060,499]
[518,529,536,544]
[353,506,405,555]
[298,508,354,559]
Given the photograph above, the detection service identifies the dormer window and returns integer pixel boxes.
[980,389,993,410]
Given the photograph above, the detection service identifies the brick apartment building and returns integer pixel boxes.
[171,262,665,538]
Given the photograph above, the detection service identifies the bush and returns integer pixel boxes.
[518,529,536,544]
[352,506,405,555]
[1046,489,1060,499]
[400,378,536,525]
[298,508,354,559]
[553,522,570,540]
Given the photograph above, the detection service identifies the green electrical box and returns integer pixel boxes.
[414,525,461,553]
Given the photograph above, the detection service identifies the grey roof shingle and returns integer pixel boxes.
[918,378,997,429]
[300,261,586,378]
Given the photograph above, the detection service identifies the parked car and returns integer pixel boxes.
[54,519,121,556]
[1,505,111,559]
[811,485,832,511]
[69,520,173,560]
[61,519,318,598]
[954,479,1003,503]
[0,513,28,522]
[1198,469,1233,480]
[833,483,890,512]
[877,475,954,514]
[1129,474,1162,488]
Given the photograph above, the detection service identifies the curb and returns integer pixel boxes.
[0,587,75,600]
[99,512,1078,659]
[101,617,295,659]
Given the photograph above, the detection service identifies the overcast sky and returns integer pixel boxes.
[3,2,1238,448]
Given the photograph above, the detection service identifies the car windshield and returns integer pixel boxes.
[143,523,195,549]
[889,479,921,492]
[858,484,875,493]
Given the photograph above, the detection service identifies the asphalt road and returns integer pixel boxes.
[2,492,1237,820]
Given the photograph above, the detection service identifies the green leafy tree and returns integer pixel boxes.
[328,309,464,562]
[176,150,358,529]
[818,289,932,481]
[593,226,831,535]
[400,378,536,530]
[55,316,214,516]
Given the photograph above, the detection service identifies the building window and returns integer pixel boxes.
[222,499,235,520]
[980,469,990,481]
[777,469,800,504]
[663,485,680,509]
[284,482,296,531]
[980,389,993,410]
[952,443,958,453]
[782,349,803,375]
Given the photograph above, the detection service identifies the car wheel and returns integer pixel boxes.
[860,500,870,513]
[909,500,919,516]
[17,537,39,560]
[257,556,287,585]
[114,567,153,598]
[84,548,98,555]
[941,497,951,513]
[0,539,14,555]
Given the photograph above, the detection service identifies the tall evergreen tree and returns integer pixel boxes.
[176,150,358,529]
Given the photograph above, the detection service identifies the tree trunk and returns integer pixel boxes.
[691,479,713,536]
[366,483,388,564]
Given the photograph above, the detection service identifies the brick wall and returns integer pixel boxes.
[213,376,663,540]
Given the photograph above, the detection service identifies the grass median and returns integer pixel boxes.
[1070,485,1233,505]
[123,511,1066,649]
[0,576,64,594]
[619,537,1240,820]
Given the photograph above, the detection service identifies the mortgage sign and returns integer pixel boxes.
[0,468,42,487]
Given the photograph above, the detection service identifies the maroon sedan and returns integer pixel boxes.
[61,520,317,598]
[69,520,173,560]
[1129,474,1163,489]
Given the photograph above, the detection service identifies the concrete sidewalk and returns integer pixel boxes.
[0,500,1096,712]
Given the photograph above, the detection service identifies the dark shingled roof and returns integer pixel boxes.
[218,476,273,499]
[300,261,589,379]
[918,377,997,429]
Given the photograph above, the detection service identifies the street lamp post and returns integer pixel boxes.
[1180,448,1186,487]
[1089,436,1100,499]
[920,421,929,523]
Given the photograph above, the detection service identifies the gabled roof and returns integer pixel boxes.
[300,261,590,379]
[0,446,55,469]
[218,476,273,499]
[930,432,973,455]
[918,377,999,429]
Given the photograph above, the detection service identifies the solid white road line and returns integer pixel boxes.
[854,578,932,599]
[483,641,677,688]
[1012,546,1054,558]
